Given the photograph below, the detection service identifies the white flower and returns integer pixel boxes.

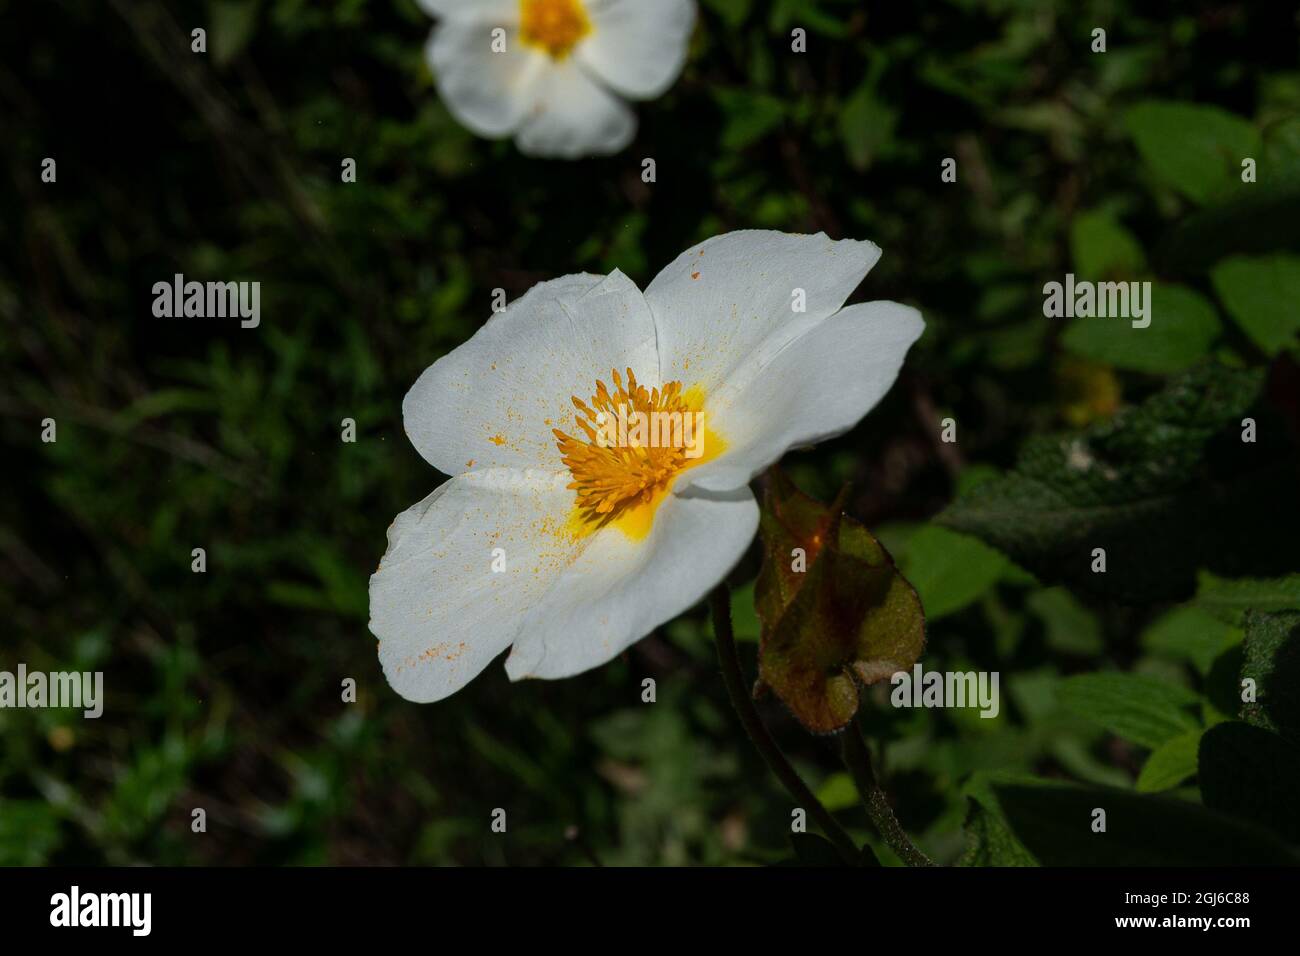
[371,230,925,702]
[417,0,696,158]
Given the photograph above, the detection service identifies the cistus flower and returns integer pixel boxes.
[371,230,925,702]
[417,0,696,158]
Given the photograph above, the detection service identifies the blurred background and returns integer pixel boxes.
[2,0,1298,866]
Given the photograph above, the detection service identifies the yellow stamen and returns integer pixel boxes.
[554,368,721,538]
[519,0,592,60]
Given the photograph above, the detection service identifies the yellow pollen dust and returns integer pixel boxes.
[554,368,717,538]
[519,0,591,60]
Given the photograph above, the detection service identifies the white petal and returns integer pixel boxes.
[576,0,696,99]
[505,486,758,680]
[416,0,519,23]
[427,21,545,137]
[515,60,636,158]
[403,269,658,476]
[369,469,577,703]
[643,231,882,402]
[680,301,925,492]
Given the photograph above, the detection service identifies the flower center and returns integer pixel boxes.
[554,368,716,536]
[519,0,591,60]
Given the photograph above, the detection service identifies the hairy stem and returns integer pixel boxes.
[841,721,935,866]
[709,583,859,864]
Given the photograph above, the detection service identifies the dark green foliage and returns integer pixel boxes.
[1199,721,1300,845]
[940,364,1300,602]
[1058,673,1200,750]
[992,782,1299,866]
[1240,610,1300,743]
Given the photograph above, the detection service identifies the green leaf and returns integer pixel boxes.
[1206,642,1248,720]
[755,471,925,734]
[840,81,898,172]
[700,0,752,29]
[1070,209,1146,278]
[960,798,1038,866]
[900,525,1008,620]
[1210,254,1300,355]
[1195,571,1300,624]
[768,0,847,36]
[729,580,762,642]
[788,832,848,866]
[780,832,880,867]
[1125,101,1260,205]
[1241,610,1300,743]
[0,800,63,866]
[1141,605,1243,675]
[939,363,1300,601]
[210,0,260,67]
[1062,283,1221,373]
[1156,183,1300,276]
[1059,673,1201,749]
[1135,729,1202,792]
[1199,721,1300,845]
[992,781,1299,865]
[814,772,860,812]
[857,844,882,866]
[1026,587,1103,655]
[1263,113,1300,178]
[959,775,1039,866]
[712,88,786,151]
